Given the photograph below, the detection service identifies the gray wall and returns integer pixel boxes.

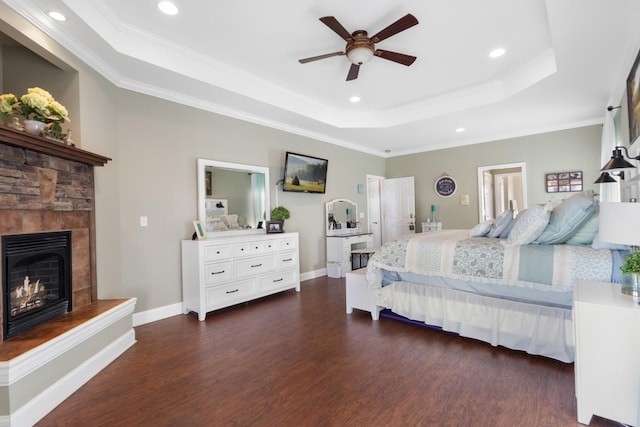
[386,125,602,229]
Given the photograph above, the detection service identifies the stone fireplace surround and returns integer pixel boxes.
[0,126,136,426]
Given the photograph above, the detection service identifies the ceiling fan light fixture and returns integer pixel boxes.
[346,46,374,65]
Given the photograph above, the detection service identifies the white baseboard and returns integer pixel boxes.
[132,302,183,327]
[5,329,136,427]
[300,268,326,282]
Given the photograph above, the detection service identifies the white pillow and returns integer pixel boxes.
[505,204,553,245]
[470,220,493,237]
[488,209,513,238]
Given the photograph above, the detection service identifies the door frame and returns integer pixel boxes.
[477,162,527,222]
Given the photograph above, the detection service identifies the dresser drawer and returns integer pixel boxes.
[279,238,297,251]
[205,279,256,307]
[204,244,232,261]
[263,239,279,252]
[235,254,277,277]
[279,250,298,270]
[260,269,298,292]
[204,261,233,285]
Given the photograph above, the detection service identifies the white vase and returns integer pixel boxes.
[23,119,46,136]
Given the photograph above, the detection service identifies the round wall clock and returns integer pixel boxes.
[435,175,457,197]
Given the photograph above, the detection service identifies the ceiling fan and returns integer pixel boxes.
[299,14,419,81]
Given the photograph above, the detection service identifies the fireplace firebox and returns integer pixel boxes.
[2,231,72,340]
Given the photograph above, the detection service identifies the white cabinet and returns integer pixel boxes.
[573,280,640,426]
[421,222,442,232]
[326,234,373,277]
[182,232,300,320]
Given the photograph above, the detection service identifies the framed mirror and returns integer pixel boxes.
[197,159,270,237]
[326,198,360,236]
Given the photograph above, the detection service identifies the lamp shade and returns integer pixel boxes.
[594,172,618,184]
[599,202,640,246]
[601,148,636,171]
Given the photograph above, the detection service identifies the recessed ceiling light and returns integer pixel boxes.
[455,127,466,133]
[489,48,506,58]
[349,96,361,103]
[48,11,67,22]
[158,1,179,15]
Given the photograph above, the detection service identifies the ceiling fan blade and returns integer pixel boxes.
[374,49,417,66]
[346,63,360,81]
[370,14,419,43]
[319,16,353,41]
[298,51,344,64]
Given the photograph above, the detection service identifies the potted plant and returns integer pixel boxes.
[620,249,640,296]
[270,206,290,221]
[267,206,290,234]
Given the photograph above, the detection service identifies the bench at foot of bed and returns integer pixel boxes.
[346,269,382,320]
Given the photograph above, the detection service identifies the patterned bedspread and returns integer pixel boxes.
[367,230,613,292]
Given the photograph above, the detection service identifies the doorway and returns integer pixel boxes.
[367,175,416,247]
[477,162,527,222]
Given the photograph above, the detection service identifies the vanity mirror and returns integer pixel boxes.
[326,198,361,236]
[197,159,270,236]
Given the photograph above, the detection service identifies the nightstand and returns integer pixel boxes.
[573,280,640,426]
[421,222,442,232]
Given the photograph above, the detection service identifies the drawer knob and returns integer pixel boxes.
[273,278,283,283]
[226,289,239,294]
[251,263,262,268]
[211,270,225,275]
[283,258,293,262]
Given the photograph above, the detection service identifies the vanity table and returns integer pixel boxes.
[326,199,374,277]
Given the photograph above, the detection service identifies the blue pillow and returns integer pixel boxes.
[470,220,493,237]
[566,213,599,245]
[488,209,513,238]
[534,191,596,245]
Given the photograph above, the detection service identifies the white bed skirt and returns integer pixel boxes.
[379,281,574,363]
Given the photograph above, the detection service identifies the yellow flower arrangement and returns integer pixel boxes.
[0,93,18,122]
[12,87,70,133]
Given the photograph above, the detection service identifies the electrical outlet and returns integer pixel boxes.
[140,216,148,227]
[460,195,470,205]
[359,212,365,218]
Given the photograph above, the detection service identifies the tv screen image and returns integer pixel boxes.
[282,152,328,194]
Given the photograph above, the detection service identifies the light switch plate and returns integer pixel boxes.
[140,216,148,227]
[460,195,470,205]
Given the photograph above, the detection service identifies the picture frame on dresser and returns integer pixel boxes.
[266,220,284,234]
[192,220,206,240]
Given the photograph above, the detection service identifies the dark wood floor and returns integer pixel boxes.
[37,277,621,427]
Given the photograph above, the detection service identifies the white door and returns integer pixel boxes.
[366,175,383,248]
[381,177,416,244]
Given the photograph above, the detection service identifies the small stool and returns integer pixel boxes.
[351,248,374,270]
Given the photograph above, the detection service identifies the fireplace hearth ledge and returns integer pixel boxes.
[0,298,136,427]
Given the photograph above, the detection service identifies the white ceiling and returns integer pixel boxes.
[4,0,640,156]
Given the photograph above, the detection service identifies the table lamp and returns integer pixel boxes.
[599,202,640,296]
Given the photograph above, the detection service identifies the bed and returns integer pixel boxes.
[363,192,627,363]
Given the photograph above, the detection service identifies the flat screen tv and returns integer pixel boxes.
[282,152,328,194]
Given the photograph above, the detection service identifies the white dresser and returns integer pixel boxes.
[181,232,300,320]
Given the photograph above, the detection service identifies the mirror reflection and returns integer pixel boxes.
[197,159,270,236]
[326,198,360,235]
